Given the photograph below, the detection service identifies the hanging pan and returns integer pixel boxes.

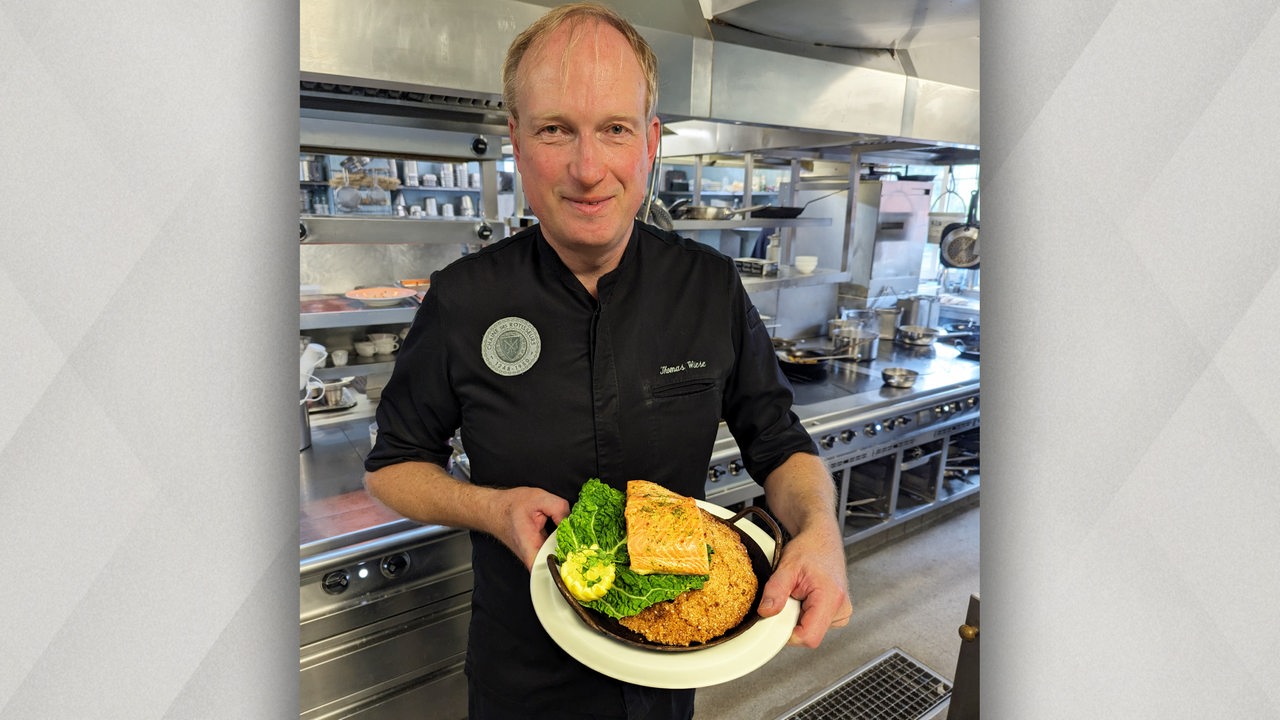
[939,189,980,269]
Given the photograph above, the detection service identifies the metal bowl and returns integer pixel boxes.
[881,367,919,388]
[895,325,939,346]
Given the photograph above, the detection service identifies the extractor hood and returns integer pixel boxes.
[300,0,978,152]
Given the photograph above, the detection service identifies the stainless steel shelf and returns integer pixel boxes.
[670,217,831,231]
[741,267,849,291]
[300,214,499,245]
[300,303,418,331]
[313,358,396,380]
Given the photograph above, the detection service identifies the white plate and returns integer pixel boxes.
[530,500,801,689]
[345,286,416,307]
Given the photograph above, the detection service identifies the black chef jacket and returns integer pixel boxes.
[366,221,817,718]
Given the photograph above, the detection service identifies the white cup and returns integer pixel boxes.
[373,338,399,354]
[794,255,819,274]
[354,341,376,357]
[331,349,349,366]
[425,198,439,216]
[442,203,455,217]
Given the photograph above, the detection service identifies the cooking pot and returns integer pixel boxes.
[896,294,940,328]
[833,330,879,362]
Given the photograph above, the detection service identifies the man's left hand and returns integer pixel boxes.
[756,526,852,648]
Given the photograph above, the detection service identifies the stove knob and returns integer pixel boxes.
[966,398,978,408]
[864,423,881,436]
[707,465,726,482]
[380,552,411,579]
[322,570,350,595]
[897,415,911,427]
[840,429,856,443]
[820,435,836,449]
[727,459,744,475]
[933,406,945,416]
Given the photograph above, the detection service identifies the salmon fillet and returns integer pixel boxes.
[619,509,758,646]
[624,480,711,576]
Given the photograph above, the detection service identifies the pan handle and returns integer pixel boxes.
[725,506,785,569]
[965,189,979,227]
[800,188,847,208]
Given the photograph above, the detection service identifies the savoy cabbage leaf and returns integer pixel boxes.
[555,478,708,620]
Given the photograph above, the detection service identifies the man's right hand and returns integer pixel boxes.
[493,486,571,570]
[364,462,570,573]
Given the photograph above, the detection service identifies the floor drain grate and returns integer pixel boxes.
[776,648,952,720]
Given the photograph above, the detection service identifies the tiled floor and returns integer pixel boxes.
[694,500,980,719]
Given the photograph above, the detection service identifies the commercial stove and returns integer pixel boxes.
[705,339,980,545]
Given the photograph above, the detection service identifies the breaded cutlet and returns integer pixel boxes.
[618,509,757,646]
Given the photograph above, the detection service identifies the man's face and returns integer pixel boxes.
[508,21,660,257]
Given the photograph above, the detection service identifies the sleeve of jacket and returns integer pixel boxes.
[718,268,819,482]
[364,277,460,472]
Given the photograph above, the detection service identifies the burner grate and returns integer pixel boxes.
[776,648,951,720]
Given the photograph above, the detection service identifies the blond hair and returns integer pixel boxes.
[502,2,659,122]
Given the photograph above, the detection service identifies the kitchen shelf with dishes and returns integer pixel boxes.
[300,154,487,220]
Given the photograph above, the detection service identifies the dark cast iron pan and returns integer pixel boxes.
[547,506,783,652]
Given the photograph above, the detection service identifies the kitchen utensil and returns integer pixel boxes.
[345,286,417,307]
[300,343,328,391]
[335,169,360,213]
[322,377,353,406]
[897,294,941,328]
[940,189,980,269]
[530,501,800,689]
[667,200,771,221]
[747,189,846,218]
[876,307,902,339]
[833,330,879,362]
[896,325,939,346]
[546,504,783,653]
[367,170,388,205]
[881,367,919,388]
[793,255,818,274]
[776,348,831,381]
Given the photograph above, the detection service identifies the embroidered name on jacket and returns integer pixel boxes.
[482,317,542,376]
[659,360,707,375]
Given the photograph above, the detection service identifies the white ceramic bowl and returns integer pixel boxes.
[794,255,818,274]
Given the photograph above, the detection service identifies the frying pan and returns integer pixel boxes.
[940,189,980,269]
[748,189,846,218]
[775,348,830,382]
[668,199,770,220]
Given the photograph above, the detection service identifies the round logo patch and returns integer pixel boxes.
[481,317,542,376]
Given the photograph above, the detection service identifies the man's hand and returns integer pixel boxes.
[758,452,853,648]
[757,526,852,647]
[365,462,569,571]
[493,486,572,570]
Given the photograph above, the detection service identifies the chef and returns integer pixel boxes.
[364,3,852,718]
